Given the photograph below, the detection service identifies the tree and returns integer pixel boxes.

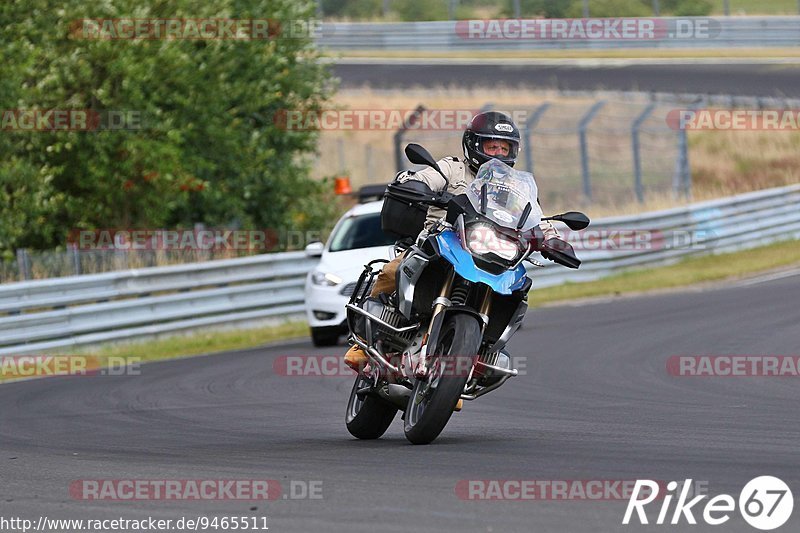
[0,0,337,256]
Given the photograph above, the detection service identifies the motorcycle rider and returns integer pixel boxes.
[344,111,561,374]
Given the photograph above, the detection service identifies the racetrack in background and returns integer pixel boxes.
[333,60,800,97]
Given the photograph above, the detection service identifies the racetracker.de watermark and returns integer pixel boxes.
[69,18,321,40]
[455,18,720,40]
[557,229,715,252]
[69,479,322,500]
[455,479,708,501]
[667,355,800,377]
[273,354,529,377]
[70,229,323,252]
[0,355,141,379]
[1,109,142,131]
[273,108,529,131]
[667,109,800,130]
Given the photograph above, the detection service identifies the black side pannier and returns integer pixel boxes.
[380,180,432,239]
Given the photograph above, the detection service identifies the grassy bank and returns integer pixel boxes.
[0,321,309,383]
[531,238,800,306]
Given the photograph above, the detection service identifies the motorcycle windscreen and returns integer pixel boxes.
[466,159,543,232]
[436,231,528,295]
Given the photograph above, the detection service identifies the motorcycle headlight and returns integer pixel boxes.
[311,271,343,286]
[465,224,522,262]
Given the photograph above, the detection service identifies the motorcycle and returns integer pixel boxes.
[344,143,590,444]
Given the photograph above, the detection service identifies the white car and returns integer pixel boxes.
[304,200,396,346]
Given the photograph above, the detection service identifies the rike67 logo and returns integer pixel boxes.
[623,477,793,530]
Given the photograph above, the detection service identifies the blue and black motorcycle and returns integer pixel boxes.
[345,143,590,444]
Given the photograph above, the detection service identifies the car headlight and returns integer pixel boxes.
[311,271,343,286]
[466,224,521,262]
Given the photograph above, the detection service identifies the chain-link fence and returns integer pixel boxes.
[4,247,254,284]
[394,95,687,209]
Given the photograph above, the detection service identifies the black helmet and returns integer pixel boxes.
[462,111,521,172]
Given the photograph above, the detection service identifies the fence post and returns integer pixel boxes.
[524,102,550,175]
[681,132,692,200]
[578,100,606,203]
[337,138,346,173]
[631,103,656,204]
[394,105,426,173]
[448,0,458,19]
[16,248,31,281]
[673,103,695,201]
[365,143,374,180]
[69,242,82,276]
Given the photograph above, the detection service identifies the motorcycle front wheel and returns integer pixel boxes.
[404,313,482,445]
[345,374,398,439]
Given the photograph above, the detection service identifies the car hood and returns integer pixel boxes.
[315,245,395,282]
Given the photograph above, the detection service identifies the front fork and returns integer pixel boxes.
[415,269,492,379]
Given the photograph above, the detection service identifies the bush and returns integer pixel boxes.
[566,0,651,17]
[392,0,450,21]
[0,0,335,254]
[501,0,573,18]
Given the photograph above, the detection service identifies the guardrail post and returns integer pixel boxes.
[578,100,606,203]
[524,102,550,175]
[631,103,656,204]
[394,105,426,173]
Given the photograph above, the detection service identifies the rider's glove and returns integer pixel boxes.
[540,238,566,261]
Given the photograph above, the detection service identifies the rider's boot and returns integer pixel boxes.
[344,345,369,372]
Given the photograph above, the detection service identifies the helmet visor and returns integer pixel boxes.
[475,134,519,161]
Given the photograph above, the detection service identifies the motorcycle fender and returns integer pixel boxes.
[427,306,486,357]
[488,298,528,353]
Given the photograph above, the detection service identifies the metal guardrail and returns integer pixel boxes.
[0,252,315,356]
[1,184,799,355]
[318,17,800,50]
[527,184,800,288]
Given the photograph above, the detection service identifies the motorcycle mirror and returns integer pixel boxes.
[405,143,450,187]
[543,211,590,231]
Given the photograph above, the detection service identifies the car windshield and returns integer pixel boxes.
[466,159,542,232]
[328,212,396,252]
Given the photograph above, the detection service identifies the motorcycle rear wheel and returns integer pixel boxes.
[404,314,481,445]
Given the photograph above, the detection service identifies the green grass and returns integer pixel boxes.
[531,238,800,306]
[78,320,310,361]
[710,0,800,15]
[0,320,309,383]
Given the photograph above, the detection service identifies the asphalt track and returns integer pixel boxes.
[332,61,800,97]
[2,270,799,533]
